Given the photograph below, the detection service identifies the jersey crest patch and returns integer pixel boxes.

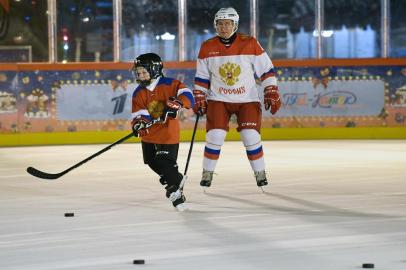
[147,100,165,118]
[219,62,241,86]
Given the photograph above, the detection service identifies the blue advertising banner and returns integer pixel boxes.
[56,84,134,121]
[277,79,385,116]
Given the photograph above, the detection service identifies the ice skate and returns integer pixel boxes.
[166,184,187,211]
[200,169,214,188]
[174,202,189,212]
[255,170,268,192]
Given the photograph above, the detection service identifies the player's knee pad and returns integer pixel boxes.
[204,129,227,160]
[240,129,261,146]
[240,129,262,151]
[206,129,227,146]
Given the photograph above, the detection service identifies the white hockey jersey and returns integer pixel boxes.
[194,33,277,103]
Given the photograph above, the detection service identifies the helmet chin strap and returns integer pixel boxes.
[216,26,238,39]
[138,79,151,87]
[138,77,159,88]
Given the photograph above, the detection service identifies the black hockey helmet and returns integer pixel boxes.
[132,53,163,86]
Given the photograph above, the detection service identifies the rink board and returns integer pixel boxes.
[1,127,406,147]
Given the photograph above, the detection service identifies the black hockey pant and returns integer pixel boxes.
[141,141,183,188]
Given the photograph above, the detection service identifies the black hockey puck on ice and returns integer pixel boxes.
[64,212,74,217]
[362,263,374,268]
[133,259,145,264]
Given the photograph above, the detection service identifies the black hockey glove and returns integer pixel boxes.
[163,96,183,122]
[193,90,207,116]
[132,115,151,137]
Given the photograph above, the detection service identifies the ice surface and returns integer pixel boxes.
[1,140,406,270]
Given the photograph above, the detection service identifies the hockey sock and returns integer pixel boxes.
[203,129,226,171]
[240,129,265,172]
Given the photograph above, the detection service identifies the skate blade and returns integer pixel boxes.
[175,203,189,212]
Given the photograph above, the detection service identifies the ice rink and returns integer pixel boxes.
[1,140,406,270]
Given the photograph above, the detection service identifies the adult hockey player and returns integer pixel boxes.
[193,7,281,189]
[131,53,194,211]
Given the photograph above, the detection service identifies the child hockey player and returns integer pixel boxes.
[131,53,194,211]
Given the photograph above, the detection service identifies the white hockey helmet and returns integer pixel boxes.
[213,7,239,35]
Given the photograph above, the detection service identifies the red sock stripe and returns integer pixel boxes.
[204,152,220,160]
[247,150,263,161]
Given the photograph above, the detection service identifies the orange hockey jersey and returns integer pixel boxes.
[131,77,194,144]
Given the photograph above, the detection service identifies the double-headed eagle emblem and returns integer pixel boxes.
[147,100,165,118]
[219,62,241,86]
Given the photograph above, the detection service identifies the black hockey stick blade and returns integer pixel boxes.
[26,166,65,180]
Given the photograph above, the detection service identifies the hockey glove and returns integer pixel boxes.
[163,96,183,121]
[192,90,207,116]
[132,115,151,137]
[264,85,281,115]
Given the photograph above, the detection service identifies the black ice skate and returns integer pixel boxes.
[200,169,214,188]
[255,170,268,192]
[166,184,187,211]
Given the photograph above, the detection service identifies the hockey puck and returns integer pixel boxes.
[362,263,374,268]
[64,212,74,217]
[133,259,145,264]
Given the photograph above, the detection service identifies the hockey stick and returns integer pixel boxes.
[184,114,200,176]
[180,113,200,191]
[27,117,163,180]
